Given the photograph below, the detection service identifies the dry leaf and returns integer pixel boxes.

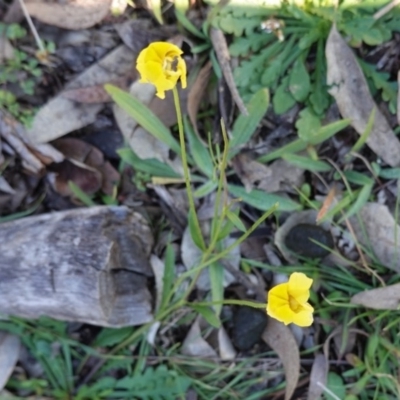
[0,332,20,391]
[181,317,218,358]
[188,61,212,137]
[350,202,400,272]
[27,45,136,143]
[218,327,236,360]
[307,353,328,400]
[262,319,300,400]
[351,283,400,309]
[232,154,304,193]
[210,28,247,115]
[398,71,400,125]
[326,24,400,167]
[51,138,119,196]
[25,0,112,30]
[0,36,14,62]
[62,75,134,103]
[0,110,63,174]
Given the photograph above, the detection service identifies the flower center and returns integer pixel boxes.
[289,295,302,313]
[163,56,180,76]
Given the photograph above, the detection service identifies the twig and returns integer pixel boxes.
[17,0,45,54]
[210,28,248,116]
[374,0,400,20]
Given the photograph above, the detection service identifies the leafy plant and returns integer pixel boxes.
[0,22,51,124]
[206,0,400,117]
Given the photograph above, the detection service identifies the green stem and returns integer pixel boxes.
[172,87,205,250]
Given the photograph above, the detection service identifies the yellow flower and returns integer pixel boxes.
[136,42,187,99]
[266,272,314,327]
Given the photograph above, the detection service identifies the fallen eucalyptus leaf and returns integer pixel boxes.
[25,0,112,30]
[351,283,400,310]
[307,353,328,400]
[326,24,400,167]
[262,319,299,400]
[350,202,400,272]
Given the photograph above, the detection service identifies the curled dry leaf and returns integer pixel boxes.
[307,353,328,400]
[262,319,300,400]
[351,283,400,310]
[0,332,20,391]
[0,110,63,174]
[51,138,120,196]
[27,45,136,143]
[350,202,400,273]
[232,153,304,193]
[326,25,400,167]
[25,0,112,30]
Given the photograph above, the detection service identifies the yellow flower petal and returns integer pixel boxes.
[266,272,314,327]
[267,303,295,325]
[288,272,313,303]
[135,42,187,98]
[291,309,313,327]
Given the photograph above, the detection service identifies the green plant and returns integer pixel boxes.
[0,23,52,125]
[206,0,400,117]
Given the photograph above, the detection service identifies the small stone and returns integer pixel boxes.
[284,223,334,258]
[232,307,268,351]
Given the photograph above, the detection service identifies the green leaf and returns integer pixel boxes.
[93,327,134,347]
[273,76,297,114]
[343,170,374,186]
[257,138,308,163]
[282,154,331,172]
[161,244,175,311]
[104,85,181,155]
[296,107,321,142]
[289,58,310,102]
[188,208,205,250]
[226,209,246,232]
[349,107,375,155]
[118,148,181,178]
[189,304,221,328]
[229,88,269,158]
[209,262,224,317]
[338,184,373,223]
[194,181,218,198]
[228,184,302,212]
[308,118,351,145]
[68,181,96,206]
[378,168,400,180]
[175,8,207,39]
[184,117,214,178]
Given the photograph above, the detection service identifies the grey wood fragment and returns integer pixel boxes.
[0,206,154,327]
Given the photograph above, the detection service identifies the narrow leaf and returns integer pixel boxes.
[282,154,332,172]
[228,184,302,212]
[229,89,269,158]
[105,84,181,155]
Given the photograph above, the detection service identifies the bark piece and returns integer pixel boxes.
[0,206,154,327]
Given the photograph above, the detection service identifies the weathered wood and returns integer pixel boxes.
[0,206,154,327]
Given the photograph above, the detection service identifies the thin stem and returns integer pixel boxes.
[18,0,46,54]
[172,86,205,250]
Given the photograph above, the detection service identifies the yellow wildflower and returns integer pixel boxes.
[266,272,314,327]
[136,42,187,99]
